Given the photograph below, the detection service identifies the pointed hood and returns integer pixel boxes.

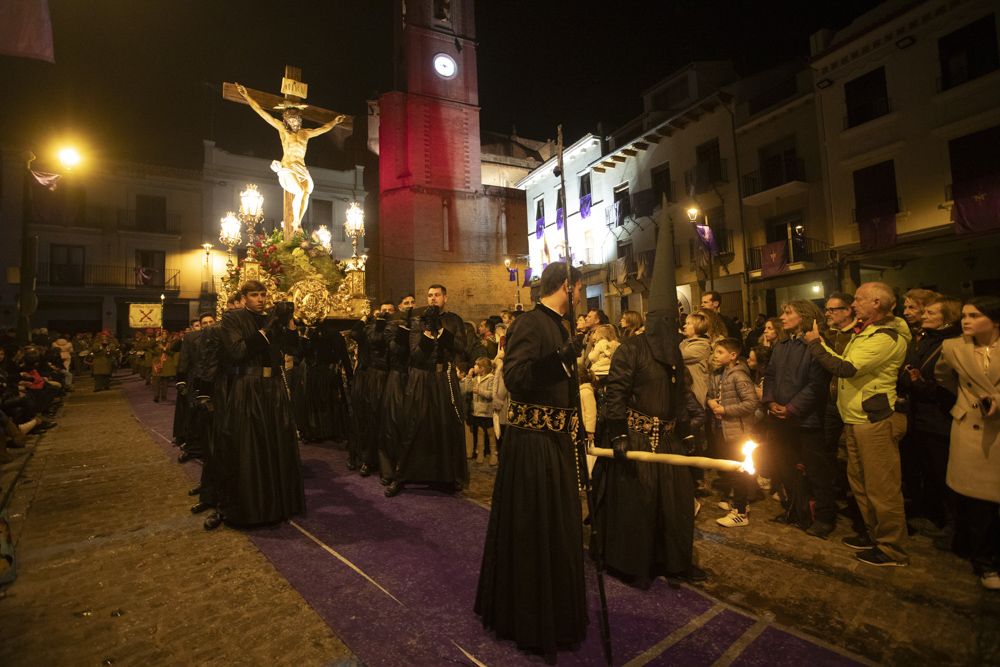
[644,194,682,368]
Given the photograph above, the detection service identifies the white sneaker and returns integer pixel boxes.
[717,501,733,511]
[716,510,750,528]
[982,571,1000,591]
[694,499,702,517]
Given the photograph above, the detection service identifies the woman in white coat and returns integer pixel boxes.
[935,296,1000,591]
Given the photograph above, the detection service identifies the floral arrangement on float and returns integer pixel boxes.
[217,227,366,324]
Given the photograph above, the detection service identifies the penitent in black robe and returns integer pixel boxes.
[291,323,353,443]
[215,308,304,525]
[394,311,468,488]
[474,303,588,659]
[591,332,695,587]
[378,316,411,478]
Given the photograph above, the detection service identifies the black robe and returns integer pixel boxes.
[394,311,468,488]
[290,324,353,443]
[194,324,225,507]
[378,317,411,477]
[363,319,390,468]
[215,308,304,525]
[347,320,372,468]
[474,304,588,657]
[171,334,192,445]
[591,333,695,587]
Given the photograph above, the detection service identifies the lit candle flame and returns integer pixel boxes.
[740,440,758,475]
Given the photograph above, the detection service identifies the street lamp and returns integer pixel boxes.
[57,146,82,171]
[343,201,366,271]
[201,242,213,263]
[687,206,714,289]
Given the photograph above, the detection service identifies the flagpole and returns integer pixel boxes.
[556,125,613,666]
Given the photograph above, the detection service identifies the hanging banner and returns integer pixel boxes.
[129,303,162,329]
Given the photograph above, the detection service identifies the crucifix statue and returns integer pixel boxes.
[223,66,352,240]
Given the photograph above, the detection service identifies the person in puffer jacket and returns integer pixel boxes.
[805,282,911,568]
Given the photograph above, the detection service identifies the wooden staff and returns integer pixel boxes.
[557,125,613,667]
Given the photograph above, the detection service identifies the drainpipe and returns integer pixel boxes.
[725,102,751,325]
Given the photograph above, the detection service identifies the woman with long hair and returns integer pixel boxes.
[934,296,1000,590]
[619,310,645,338]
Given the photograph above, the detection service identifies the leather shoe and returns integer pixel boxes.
[359,463,373,477]
[806,521,835,539]
[203,511,223,530]
[188,486,202,496]
[384,481,403,498]
[379,477,392,487]
[190,501,213,514]
[177,451,194,463]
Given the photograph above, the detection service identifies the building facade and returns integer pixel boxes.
[516,0,1000,324]
[0,142,365,336]
[811,0,1000,297]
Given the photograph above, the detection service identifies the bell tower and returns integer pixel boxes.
[377,0,488,307]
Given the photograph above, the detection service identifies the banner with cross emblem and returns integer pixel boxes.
[129,303,162,329]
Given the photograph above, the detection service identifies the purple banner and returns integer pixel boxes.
[556,207,564,230]
[522,267,532,286]
[580,193,592,219]
[694,224,718,256]
[761,240,788,278]
[535,216,545,239]
[857,204,897,251]
[508,268,517,282]
[954,174,1000,234]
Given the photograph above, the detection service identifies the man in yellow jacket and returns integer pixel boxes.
[805,282,911,567]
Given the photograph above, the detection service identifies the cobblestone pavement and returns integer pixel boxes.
[3,375,998,666]
[0,375,355,666]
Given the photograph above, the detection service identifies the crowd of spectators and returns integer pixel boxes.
[461,285,999,591]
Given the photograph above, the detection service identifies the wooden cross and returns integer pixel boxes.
[222,66,353,238]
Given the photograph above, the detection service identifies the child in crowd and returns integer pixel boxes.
[462,356,496,464]
[707,338,760,527]
[578,366,598,475]
[587,324,620,380]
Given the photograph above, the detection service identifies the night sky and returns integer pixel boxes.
[0,0,882,170]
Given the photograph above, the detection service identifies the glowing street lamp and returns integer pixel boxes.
[57,146,82,171]
[686,206,714,289]
[201,242,213,263]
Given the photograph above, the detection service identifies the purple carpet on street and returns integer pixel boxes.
[121,374,863,666]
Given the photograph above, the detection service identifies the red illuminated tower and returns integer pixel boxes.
[374,0,527,315]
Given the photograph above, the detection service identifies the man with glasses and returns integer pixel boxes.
[821,293,863,531]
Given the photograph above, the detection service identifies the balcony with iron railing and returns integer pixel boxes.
[747,236,831,273]
[741,156,807,205]
[37,263,180,291]
[684,159,728,195]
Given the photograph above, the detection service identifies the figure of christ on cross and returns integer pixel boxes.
[235,83,346,237]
